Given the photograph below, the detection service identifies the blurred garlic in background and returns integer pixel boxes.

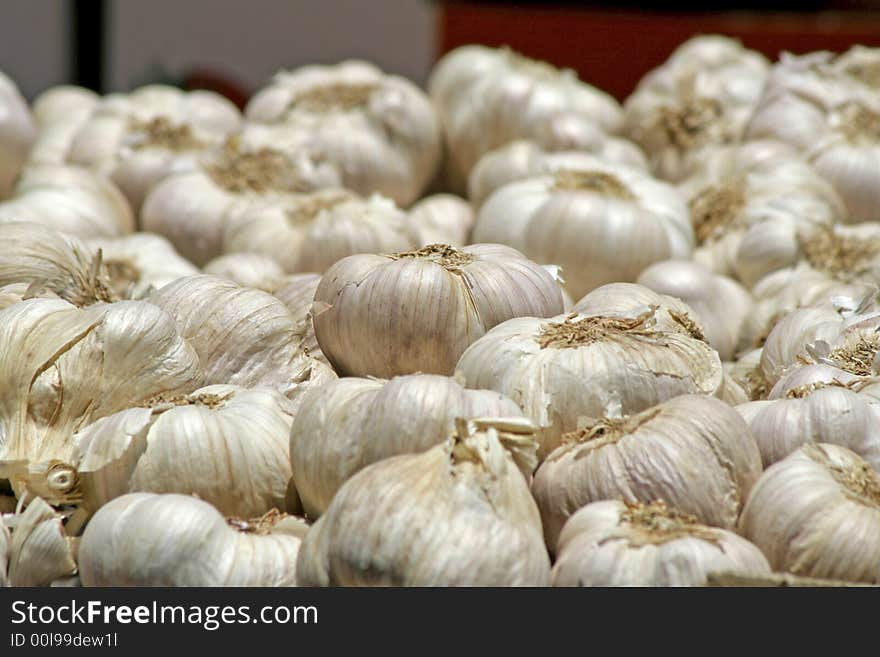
[0,71,37,198]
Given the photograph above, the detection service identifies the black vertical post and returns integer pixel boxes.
[71,0,106,92]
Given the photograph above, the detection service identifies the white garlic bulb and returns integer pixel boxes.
[246,60,441,206]
[29,86,100,166]
[739,443,880,583]
[552,500,771,586]
[637,260,753,361]
[467,139,647,208]
[456,283,723,457]
[79,493,305,586]
[532,395,762,550]
[222,188,416,274]
[0,71,36,198]
[296,418,550,586]
[148,275,334,399]
[203,252,286,292]
[272,273,322,361]
[74,385,299,520]
[624,36,769,181]
[0,164,135,238]
[290,374,523,517]
[473,160,693,300]
[5,497,77,587]
[408,194,475,247]
[67,85,241,210]
[429,46,623,191]
[313,243,564,378]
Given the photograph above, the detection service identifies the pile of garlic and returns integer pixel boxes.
[3,35,880,588]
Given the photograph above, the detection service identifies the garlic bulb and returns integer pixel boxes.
[66,85,240,211]
[532,395,762,550]
[0,164,135,238]
[272,273,322,361]
[148,275,334,398]
[29,86,100,165]
[551,500,771,586]
[246,60,441,206]
[313,243,564,378]
[290,374,524,517]
[79,493,305,586]
[473,160,692,301]
[624,36,769,181]
[222,188,416,274]
[0,71,36,198]
[141,131,340,266]
[0,298,201,503]
[467,139,648,208]
[637,260,753,361]
[456,283,723,457]
[408,194,474,247]
[84,233,200,299]
[203,252,286,292]
[429,46,623,192]
[74,385,299,520]
[738,443,880,583]
[296,418,550,586]
[5,498,77,587]
[737,364,880,471]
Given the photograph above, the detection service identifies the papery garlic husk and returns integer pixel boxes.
[221,188,417,274]
[141,130,340,266]
[736,364,880,471]
[296,417,549,586]
[272,273,322,361]
[456,283,723,457]
[738,443,880,583]
[6,497,77,587]
[408,194,474,247]
[246,60,441,206]
[29,86,100,166]
[551,499,771,586]
[0,71,36,198]
[532,395,762,551]
[677,141,844,283]
[0,164,135,238]
[66,85,241,211]
[0,297,202,503]
[290,374,524,517]
[428,46,623,192]
[313,243,564,378]
[624,36,769,181]
[148,275,334,399]
[473,160,693,300]
[0,519,8,587]
[637,260,753,361]
[203,252,286,292]
[74,385,299,522]
[0,222,117,306]
[79,493,305,586]
[467,139,648,208]
[84,232,200,299]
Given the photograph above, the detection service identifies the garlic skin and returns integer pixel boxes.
[6,498,77,587]
[66,85,241,211]
[429,46,623,192]
[408,194,474,247]
[29,86,100,166]
[0,521,8,587]
[533,395,762,551]
[148,275,335,399]
[222,188,416,274]
[456,283,723,457]
[551,500,771,587]
[272,273,322,361]
[296,418,550,586]
[738,443,880,583]
[290,374,524,517]
[0,164,135,238]
[473,160,693,301]
[637,260,753,361]
[246,60,441,206]
[467,139,647,208]
[79,493,304,587]
[313,243,564,378]
[74,385,299,520]
[0,71,36,198]
[203,252,286,292]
